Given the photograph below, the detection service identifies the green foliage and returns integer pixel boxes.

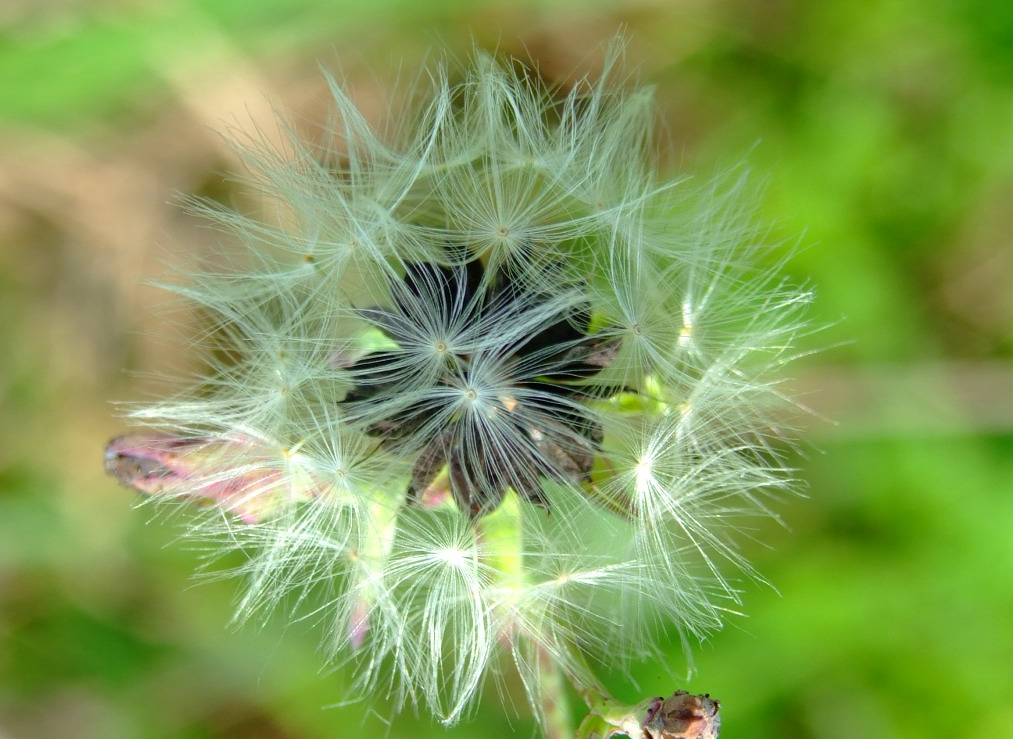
[2,1,1011,737]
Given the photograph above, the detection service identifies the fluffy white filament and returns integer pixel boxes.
[122,40,812,727]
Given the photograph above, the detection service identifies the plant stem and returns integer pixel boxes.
[538,642,573,739]
[477,492,577,736]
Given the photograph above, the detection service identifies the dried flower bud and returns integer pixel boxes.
[105,432,304,523]
[643,692,721,739]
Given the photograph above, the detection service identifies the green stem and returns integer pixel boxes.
[477,490,525,586]
[345,500,400,648]
[538,642,573,739]
[478,492,575,736]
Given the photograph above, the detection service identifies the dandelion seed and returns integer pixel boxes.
[106,38,812,735]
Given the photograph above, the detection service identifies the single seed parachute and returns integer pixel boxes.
[106,41,811,732]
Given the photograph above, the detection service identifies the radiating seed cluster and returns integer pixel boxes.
[106,43,811,727]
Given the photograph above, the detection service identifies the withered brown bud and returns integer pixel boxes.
[642,691,721,739]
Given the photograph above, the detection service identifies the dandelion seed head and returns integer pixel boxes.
[106,38,814,730]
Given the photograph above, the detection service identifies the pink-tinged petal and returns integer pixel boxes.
[346,597,371,650]
[417,467,453,509]
[328,348,357,369]
[104,431,297,523]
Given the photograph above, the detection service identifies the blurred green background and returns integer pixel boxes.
[2,0,1011,737]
